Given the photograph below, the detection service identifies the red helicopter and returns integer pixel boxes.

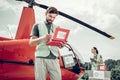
[0,0,115,80]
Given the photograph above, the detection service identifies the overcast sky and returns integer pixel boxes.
[0,0,120,62]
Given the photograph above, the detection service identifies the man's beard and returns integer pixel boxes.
[46,19,53,24]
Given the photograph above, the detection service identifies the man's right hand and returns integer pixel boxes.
[44,34,52,41]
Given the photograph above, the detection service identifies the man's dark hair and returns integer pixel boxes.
[46,7,59,15]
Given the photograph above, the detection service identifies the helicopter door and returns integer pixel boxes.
[59,43,85,74]
[62,54,75,68]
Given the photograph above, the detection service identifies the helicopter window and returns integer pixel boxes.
[59,46,74,56]
[60,46,76,68]
[59,44,85,68]
[62,54,75,68]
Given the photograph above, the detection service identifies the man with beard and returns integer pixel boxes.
[29,7,65,80]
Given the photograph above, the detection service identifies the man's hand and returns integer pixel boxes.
[43,34,52,41]
[59,41,67,48]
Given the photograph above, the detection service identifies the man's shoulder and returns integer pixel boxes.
[52,23,58,28]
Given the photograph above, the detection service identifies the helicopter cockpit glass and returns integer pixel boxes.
[59,43,85,74]
[62,53,75,68]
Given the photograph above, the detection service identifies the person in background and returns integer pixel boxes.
[90,47,103,70]
[29,7,65,80]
